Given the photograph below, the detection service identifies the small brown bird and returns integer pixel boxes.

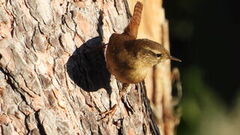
[106,36,181,84]
[106,2,180,84]
[101,1,181,119]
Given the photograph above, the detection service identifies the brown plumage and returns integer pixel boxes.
[106,2,180,84]
[123,1,143,38]
[101,1,181,120]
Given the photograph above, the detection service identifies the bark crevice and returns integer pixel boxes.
[0,67,29,104]
[34,111,47,135]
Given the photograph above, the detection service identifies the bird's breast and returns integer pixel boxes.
[106,33,150,83]
[107,59,150,83]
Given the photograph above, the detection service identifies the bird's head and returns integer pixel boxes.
[132,39,181,66]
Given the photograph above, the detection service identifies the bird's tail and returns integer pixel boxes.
[123,1,143,38]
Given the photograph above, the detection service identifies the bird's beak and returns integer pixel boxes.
[169,56,182,62]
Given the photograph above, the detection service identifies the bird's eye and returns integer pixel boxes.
[156,53,162,57]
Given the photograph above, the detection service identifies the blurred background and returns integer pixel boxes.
[164,0,240,135]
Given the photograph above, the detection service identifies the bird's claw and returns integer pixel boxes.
[99,104,117,120]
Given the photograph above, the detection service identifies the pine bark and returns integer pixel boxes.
[0,0,161,135]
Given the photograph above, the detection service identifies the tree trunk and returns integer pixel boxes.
[128,1,181,135]
[0,0,162,135]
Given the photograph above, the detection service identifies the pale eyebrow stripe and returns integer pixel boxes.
[143,47,160,55]
[142,49,159,57]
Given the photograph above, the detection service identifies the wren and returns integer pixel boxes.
[101,1,181,120]
[106,2,180,84]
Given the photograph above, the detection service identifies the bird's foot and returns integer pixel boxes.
[99,104,117,120]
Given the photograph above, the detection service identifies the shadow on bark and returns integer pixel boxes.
[66,37,111,94]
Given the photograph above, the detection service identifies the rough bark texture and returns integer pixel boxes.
[0,0,161,135]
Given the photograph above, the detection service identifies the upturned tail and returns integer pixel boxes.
[123,1,143,38]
